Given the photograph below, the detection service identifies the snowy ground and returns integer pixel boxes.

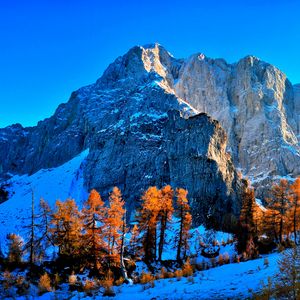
[114,253,279,300]
[12,253,279,300]
[0,150,280,299]
[0,149,89,247]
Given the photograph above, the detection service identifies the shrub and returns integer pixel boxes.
[187,276,194,284]
[224,252,230,264]
[68,272,77,285]
[160,267,169,279]
[101,271,115,297]
[218,254,223,266]
[115,277,125,286]
[195,263,203,271]
[3,270,14,289]
[16,275,29,296]
[140,271,155,284]
[38,273,51,294]
[174,269,183,280]
[83,279,96,295]
[264,257,269,268]
[53,273,61,289]
[182,259,193,277]
[233,254,240,263]
[277,244,285,253]
[210,257,216,268]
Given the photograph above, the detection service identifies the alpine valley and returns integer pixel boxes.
[0,43,300,299]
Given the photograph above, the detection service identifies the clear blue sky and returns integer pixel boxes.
[0,0,299,128]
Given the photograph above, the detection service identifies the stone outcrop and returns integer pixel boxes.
[0,43,299,224]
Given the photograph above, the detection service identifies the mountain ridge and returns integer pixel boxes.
[1,43,299,225]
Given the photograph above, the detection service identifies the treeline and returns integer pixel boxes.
[237,177,300,258]
[1,186,191,276]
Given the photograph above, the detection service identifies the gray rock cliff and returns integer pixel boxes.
[1,43,298,223]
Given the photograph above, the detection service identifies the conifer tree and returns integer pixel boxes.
[6,233,23,264]
[120,208,129,280]
[129,224,140,256]
[158,185,174,261]
[38,198,52,249]
[24,189,38,267]
[105,187,125,262]
[51,199,83,258]
[236,184,258,257]
[82,189,106,270]
[276,246,300,299]
[176,188,191,262]
[290,177,300,244]
[138,186,161,262]
[266,179,291,243]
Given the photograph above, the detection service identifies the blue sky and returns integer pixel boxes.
[0,0,299,128]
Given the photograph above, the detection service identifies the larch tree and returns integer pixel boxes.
[129,224,140,257]
[105,187,125,263]
[38,198,52,250]
[266,179,292,243]
[276,246,300,299]
[24,197,52,267]
[138,186,161,262]
[51,199,83,258]
[236,184,258,257]
[82,189,106,271]
[6,233,23,264]
[176,188,192,262]
[290,177,300,244]
[158,185,174,261]
[24,189,38,268]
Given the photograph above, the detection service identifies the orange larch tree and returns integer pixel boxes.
[104,187,125,264]
[138,186,161,262]
[290,177,300,244]
[176,188,191,262]
[51,199,83,258]
[129,224,140,257]
[266,179,291,243]
[236,184,259,257]
[158,185,174,261]
[82,189,106,271]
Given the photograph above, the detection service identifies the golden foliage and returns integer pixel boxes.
[182,259,193,277]
[38,273,51,293]
[140,271,155,284]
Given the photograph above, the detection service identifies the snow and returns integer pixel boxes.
[113,253,279,300]
[0,152,282,299]
[0,149,89,247]
[256,198,267,212]
[12,253,280,300]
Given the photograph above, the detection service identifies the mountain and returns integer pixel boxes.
[0,43,299,226]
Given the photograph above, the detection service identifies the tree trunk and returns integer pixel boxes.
[120,213,128,281]
[158,214,167,261]
[177,208,183,262]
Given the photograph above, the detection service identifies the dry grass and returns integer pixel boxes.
[101,271,115,296]
[38,273,52,294]
[182,259,193,277]
[174,269,183,281]
[140,271,155,284]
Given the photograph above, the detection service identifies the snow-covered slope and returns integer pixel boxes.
[0,149,89,245]
[11,252,280,299]
[115,253,279,300]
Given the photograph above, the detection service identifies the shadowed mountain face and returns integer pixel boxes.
[0,43,299,225]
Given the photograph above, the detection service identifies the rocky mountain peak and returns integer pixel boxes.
[1,44,299,223]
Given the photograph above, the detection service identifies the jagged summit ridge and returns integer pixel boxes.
[0,44,299,221]
[98,43,300,195]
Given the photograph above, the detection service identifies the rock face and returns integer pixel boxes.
[0,43,299,224]
[173,54,300,196]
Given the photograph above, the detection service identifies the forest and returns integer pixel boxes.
[0,177,300,299]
